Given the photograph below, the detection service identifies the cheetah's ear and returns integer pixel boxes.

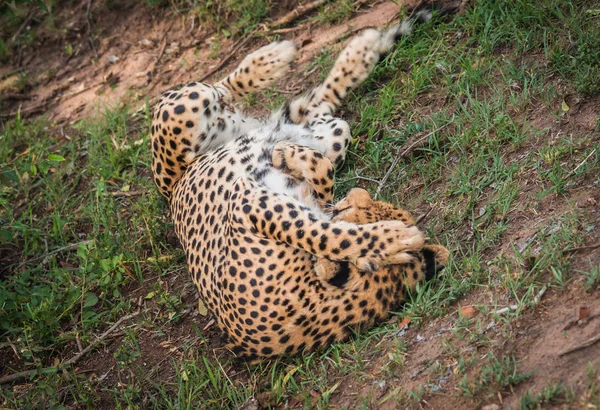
[422,244,449,281]
[346,188,372,207]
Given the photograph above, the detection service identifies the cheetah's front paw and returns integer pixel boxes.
[272,142,303,178]
[353,222,424,273]
[314,258,339,281]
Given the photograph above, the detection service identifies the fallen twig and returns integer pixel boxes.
[61,81,103,98]
[0,312,139,385]
[85,0,98,59]
[269,0,328,28]
[203,318,216,331]
[3,93,33,101]
[277,86,303,95]
[533,285,547,304]
[492,286,547,315]
[564,243,600,253]
[197,34,255,83]
[6,337,20,360]
[11,8,37,43]
[269,24,308,35]
[0,149,30,170]
[1,79,104,120]
[76,334,84,353]
[155,20,176,66]
[559,333,600,357]
[563,312,599,332]
[375,116,455,198]
[0,68,24,81]
[17,239,95,267]
[564,149,596,180]
[156,36,168,64]
[492,305,518,315]
[103,190,144,198]
[416,207,434,224]
[0,104,48,120]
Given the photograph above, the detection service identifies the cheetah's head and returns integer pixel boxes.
[331,188,416,225]
[331,188,449,276]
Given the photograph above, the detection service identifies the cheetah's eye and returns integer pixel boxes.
[331,205,352,217]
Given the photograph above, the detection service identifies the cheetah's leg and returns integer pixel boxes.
[267,15,433,171]
[269,29,390,169]
[307,115,351,170]
[152,82,260,198]
[280,5,440,124]
[284,26,407,125]
[215,41,298,103]
[233,178,424,272]
[268,115,351,171]
[313,258,340,282]
[272,142,335,209]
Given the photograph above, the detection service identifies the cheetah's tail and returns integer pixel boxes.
[381,1,458,53]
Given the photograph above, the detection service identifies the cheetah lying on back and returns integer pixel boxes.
[150,5,449,361]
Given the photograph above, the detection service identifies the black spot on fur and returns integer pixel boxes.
[423,248,443,281]
[328,261,350,288]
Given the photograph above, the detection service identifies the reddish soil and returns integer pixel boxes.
[0,0,415,124]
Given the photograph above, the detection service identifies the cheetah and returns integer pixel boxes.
[150,5,448,361]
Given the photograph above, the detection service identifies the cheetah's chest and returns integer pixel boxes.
[171,146,317,309]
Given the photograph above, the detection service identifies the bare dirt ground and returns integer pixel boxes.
[1,0,599,409]
[0,0,411,124]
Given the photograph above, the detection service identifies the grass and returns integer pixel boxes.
[458,354,532,398]
[1,0,600,408]
[0,106,178,407]
[518,364,600,409]
[312,0,355,25]
[518,382,572,409]
[193,0,272,38]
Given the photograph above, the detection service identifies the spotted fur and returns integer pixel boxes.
[313,188,449,298]
[150,5,448,361]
